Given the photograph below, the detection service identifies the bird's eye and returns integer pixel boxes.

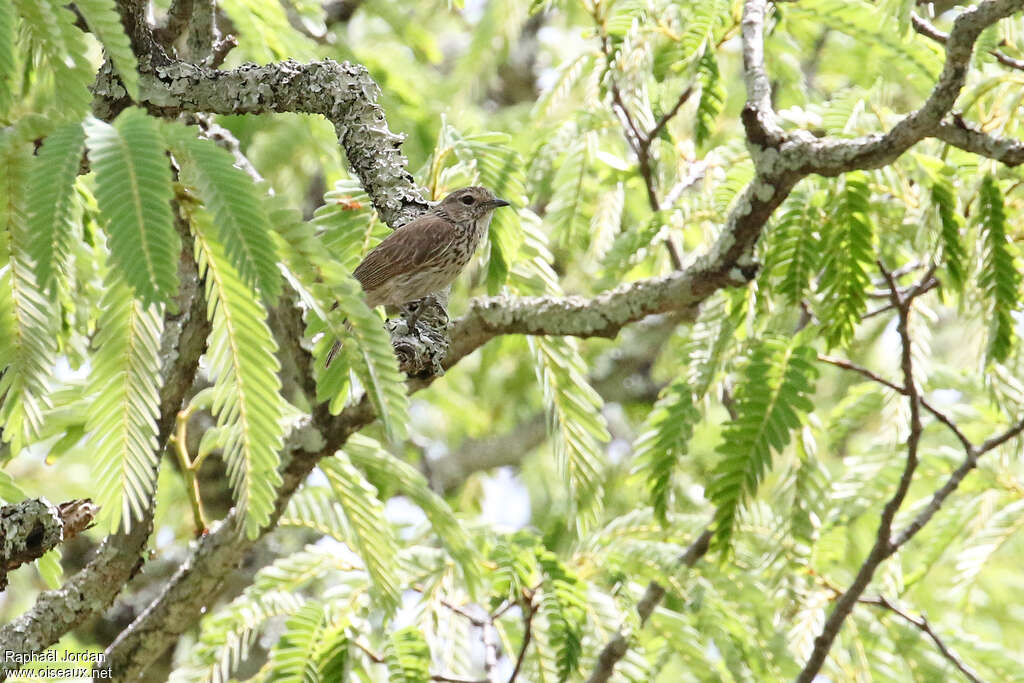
[460,195,475,205]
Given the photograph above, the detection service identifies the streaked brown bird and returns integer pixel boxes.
[326,186,510,367]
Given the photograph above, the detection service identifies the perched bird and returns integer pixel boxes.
[326,186,510,366]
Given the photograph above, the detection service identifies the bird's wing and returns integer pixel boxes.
[352,214,456,292]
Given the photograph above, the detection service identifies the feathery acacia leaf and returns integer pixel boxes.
[191,208,285,539]
[86,279,163,532]
[85,109,179,305]
[977,174,1019,363]
[28,121,86,292]
[269,192,361,410]
[319,454,402,611]
[784,0,942,85]
[268,602,350,683]
[166,125,281,300]
[0,132,56,451]
[707,338,819,549]
[694,48,723,147]
[11,0,93,117]
[546,138,589,248]
[931,179,966,291]
[73,0,139,99]
[329,264,410,443]
[386,627,431,683]
[763,190,822,306]
[632,377,700,524]
[537,550,587,682]
[345,433,482,593]
[586,181,624,265]
[0,0,15,113]
[530,335,609,527]
[185,591,306,683]
[818,171,874,348]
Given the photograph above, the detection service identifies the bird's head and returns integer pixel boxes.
[437,186,510,222]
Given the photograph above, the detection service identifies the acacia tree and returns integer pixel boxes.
[3,0,1024,680]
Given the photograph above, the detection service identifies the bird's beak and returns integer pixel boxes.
[486,198,511,209]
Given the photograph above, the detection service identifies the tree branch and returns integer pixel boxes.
[784,0,1024,176]
[92,57,430,228]
[933,119,1024,166]
[0,499,96,590]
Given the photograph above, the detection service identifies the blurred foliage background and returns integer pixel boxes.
[4,0,1024,681]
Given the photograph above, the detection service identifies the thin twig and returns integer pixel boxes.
[796,261,925,682]
[816,354,973,452]
[589,5,687,269]
[507,590,536,683]
[859,595,985,683]
[586,526,711,683]
[912,12,1024,72]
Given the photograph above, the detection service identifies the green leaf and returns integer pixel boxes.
[84,108,179,305]
[166,125,281,300]
[0,468,26,502]
[931,178,966,291]
[586,181,624,265]
[707,338,819,550]
[35,549,63,589]
[385,627,431,683]
[328,264,410,443]
[86,278,163,532]
[0,0,15,114]
[28,121,86,292]
[11,0,93,117]
[344,433,483,594]
[0,132,56,450]
[530,335,609,528]
[534,54,594,118]
[977,174,1020,364]
[319,454,402,611]
[73,0,139,99]
[818,171,874,348]
[763,189,824,306]
[269,190,362,412]
[784,0,942,86]
[546,139,589,248]
[268,602,350,683]
[191,207,285,539]
[186,590,307,683]
[600,212,666,282]
[537,550,587,682]
[953,498,1024,598]
[632,377,700,524]
[695,48,724,148]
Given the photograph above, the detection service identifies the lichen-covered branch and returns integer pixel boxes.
[93,54,429,228]
[0,499,96,591]
[782,0,1024,176]
[933,119,1024,166]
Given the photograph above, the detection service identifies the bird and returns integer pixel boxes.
[325,186,510,367]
